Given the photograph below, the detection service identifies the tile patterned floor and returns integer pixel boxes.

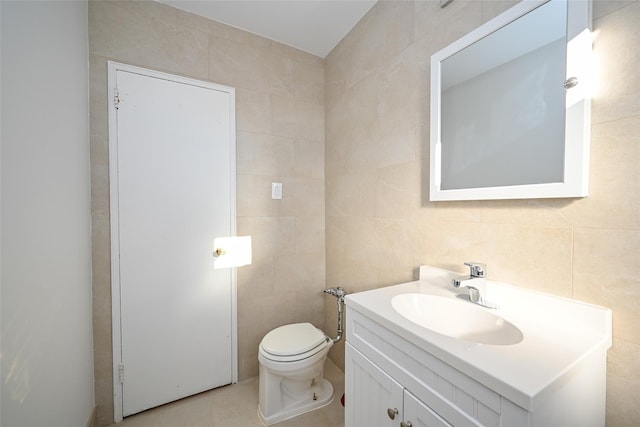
[109,359,345,427]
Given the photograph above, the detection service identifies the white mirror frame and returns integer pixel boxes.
[429,0,592,201]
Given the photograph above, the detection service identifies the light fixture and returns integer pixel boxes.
[566,28,594,107]
[213,236,252,269]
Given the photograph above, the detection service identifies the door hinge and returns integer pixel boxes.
[114,88,121,109]
[119,363,125,384]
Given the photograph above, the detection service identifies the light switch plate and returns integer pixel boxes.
[271,182,282,200]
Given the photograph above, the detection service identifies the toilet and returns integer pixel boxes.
[257,322,334,425]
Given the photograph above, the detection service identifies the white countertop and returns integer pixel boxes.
[345,266,612,411]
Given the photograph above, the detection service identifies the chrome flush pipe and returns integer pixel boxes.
[323,287,346,344]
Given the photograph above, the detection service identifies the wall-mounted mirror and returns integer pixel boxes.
[429,0,592,201]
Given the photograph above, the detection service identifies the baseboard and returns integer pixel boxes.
[85,405,98,427]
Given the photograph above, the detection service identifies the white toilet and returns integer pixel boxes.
[257,322,335,425]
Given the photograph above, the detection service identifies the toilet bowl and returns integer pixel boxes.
[257,322,334,425]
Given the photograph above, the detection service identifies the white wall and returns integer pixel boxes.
[1,1,95,426]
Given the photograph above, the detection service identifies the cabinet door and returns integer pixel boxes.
[346,343,404,427]
[404,389,453,427]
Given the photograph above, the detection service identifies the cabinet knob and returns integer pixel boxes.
[386,407,399,420]
[401,422,413,427]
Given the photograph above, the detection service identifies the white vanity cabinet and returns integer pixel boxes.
[344,266,612,427]
[345,309,523,427]
[346,342,451,427]
[345,266,611,427]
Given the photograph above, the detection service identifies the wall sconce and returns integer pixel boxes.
[566,28,595,106]
[213,236,252,269]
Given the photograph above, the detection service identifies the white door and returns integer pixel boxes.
[108,63,237,418]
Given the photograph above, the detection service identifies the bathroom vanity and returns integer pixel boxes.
[344,266,611,427]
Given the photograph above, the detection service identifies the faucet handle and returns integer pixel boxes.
[466,286,481,303]
[464,262,486,278]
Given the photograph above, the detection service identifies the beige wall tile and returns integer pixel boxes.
[373,121,418,170]
[89,0,640,424]
[294,59,325,105]
[272,177,325,217]
[93,350,114,426]
[480,0,520,23]
[377,1,416,56]
[414,0,482,54]
[207,15,272,48]
[90,1,325,423]
[294,101,325,143]
[238,294,292,378]
[326,171,377,218]
[325,73,378,156]
[208,32,294,97]
[376,160,422,218]
[295,216,326,254]
[605,338,640,426]
[593,0,638,20]
[560,116,640,230]
[238,176,325,218]
[326,1,414,90]
[89,1,209,80]
[412,221,574,296]
[293,140,325,179]
[235,89,272,134]
[271,95,296,138]
[326,1,639,424]
[238,216,296,257]
[237,257,274,300]
[477,199,574,227]
[325,216,378,293]
[236,132,294,176]
[274,253,325,293]
[373,218,418,287]
[295,288,326,328]
[573,228,640,343]
[236,174,275,218]
[325,12,383,90]
[414,199,483,224]
[378,50,420,125]
[591,2,640,123]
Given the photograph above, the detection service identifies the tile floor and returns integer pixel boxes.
[108,359,345,427]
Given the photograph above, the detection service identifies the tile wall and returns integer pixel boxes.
[324,1,639,426]
[88,1,325,424]
[88,0,638,425]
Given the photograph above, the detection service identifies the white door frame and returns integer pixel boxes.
[107,61,238,422]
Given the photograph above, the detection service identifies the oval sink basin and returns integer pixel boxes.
[391,293,523,345]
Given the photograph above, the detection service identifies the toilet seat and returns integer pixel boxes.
[260,323,329,363]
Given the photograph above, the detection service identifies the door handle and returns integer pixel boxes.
[387,407,398,420]
[400,421,413,427]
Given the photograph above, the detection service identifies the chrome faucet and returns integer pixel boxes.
[452,262,498,309]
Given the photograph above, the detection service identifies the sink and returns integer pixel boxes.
[391,293,523,345]
[346,266,612,413]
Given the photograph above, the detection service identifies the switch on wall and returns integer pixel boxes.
[271,182,282,200]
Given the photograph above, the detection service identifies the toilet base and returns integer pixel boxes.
[257,378,334,425]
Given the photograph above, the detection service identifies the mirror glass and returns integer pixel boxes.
[430,0,592,201]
